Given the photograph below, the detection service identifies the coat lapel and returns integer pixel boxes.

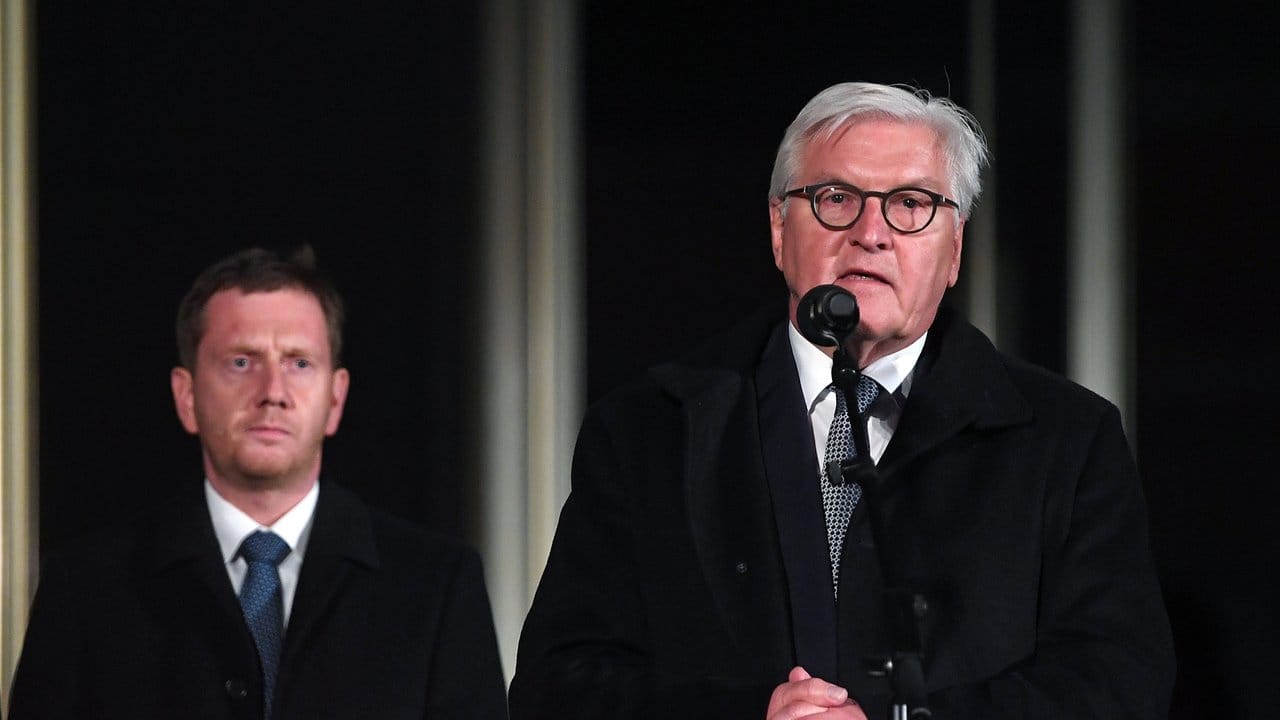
[146,484,243,613]
[144,482,261,689]
[279,481,380,674]
[650,313,794,675]
[754,322,838,680]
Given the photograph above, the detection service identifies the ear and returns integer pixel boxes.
[947,219,965,288]
[171,367,199,435]
[769,200,786,271]
[324,368,351,436]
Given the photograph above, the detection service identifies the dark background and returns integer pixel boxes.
[33,1,1278,717]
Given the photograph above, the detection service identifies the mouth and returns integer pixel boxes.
[247,424,291,439]
[836,268,889,286]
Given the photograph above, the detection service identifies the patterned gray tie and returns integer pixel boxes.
[238,530,290,720]
[820,374,881,598]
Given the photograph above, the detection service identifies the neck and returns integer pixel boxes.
[799,327,908,370]
[207,473,316,527]
[841,337,911,369]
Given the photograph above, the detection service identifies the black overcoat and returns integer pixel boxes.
[10,481,508,719]
[510,303,1174,719]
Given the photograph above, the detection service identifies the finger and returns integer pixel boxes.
[769,700,831,720]
[805,702,868,720]
[767,669,852,719]
[772,676,848,708]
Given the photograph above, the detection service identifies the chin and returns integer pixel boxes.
[852,315,891,340]
[234,456,299,486]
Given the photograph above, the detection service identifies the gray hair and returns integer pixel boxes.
[769,82,990,218]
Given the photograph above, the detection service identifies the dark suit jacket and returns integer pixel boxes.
[9,480,508,719]
[509,303,1174,719]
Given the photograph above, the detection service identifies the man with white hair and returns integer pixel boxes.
[510,82,1174,719]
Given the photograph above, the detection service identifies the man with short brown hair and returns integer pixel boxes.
[11,247,508,719]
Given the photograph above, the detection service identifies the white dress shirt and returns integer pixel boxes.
[787,322,926,468]
[204,479,319,629]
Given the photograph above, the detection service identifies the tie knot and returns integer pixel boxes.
[853,373,881,416]
[831,374,882,417]
[238,530,290,566]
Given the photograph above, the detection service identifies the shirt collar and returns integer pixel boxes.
[787,321,928,411]
[205,479,320,564]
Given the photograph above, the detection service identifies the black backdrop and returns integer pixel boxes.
[33,1,1279,717]
[1132,5,1280,715]
[36,2,484,542]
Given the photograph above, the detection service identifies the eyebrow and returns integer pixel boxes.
[808,176,947,190]
[225,341,323,358]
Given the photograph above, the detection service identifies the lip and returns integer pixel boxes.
[247,425,290,438]
[836,268,890,285]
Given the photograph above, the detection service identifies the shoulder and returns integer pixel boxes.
[36,482,209,580]
[586,300,786,422]
[928,305,1122,429]
[32,529,135,599]
[318,482,483,579]
[369,503,477,564]
[1000,351,1115,414]
[993,350,1131,465]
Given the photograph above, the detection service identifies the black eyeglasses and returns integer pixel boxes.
[782,183,960,234]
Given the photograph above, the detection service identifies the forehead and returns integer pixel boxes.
[200,288,330,352]
[799,118,947,185]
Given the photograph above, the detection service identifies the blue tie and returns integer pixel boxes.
[820,374,881,598]
[237,530,290,720]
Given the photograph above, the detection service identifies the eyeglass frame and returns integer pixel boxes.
[781,182,960,234]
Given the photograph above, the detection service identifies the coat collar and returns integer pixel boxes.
[146,480,237,595]
[144,479,379,575]
[145,478,381,672]
[879,304,1033,476]
[647,299,1033,477]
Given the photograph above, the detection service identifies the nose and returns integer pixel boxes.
[258,362,290,408]
[846,197,894,251]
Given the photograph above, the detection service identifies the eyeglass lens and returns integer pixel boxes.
[812,186,939,232]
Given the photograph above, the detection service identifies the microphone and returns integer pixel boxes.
[798,284,875,487]
[796,284,859,348]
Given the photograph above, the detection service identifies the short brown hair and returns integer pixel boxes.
[175,246,345,370]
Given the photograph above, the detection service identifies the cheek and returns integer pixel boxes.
[194,385,244,426]
[899,250,952,303]
[790,232,837,275]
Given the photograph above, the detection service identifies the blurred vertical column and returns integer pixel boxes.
[1,0,36,703]
[479,0,582,681]
[1068,0,1132,424]
[966,0,1000,344]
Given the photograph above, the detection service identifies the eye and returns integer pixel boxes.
[888,189,935,210]
[291,358,312,370]
[816,186,854,206]
[231,356,250,370]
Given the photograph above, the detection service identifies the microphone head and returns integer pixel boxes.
[796,284,860,347]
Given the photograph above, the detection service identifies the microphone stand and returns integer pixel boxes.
[831,347,932,720]
[802,284,932,720]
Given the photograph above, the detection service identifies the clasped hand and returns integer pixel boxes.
[765,666,867,720]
